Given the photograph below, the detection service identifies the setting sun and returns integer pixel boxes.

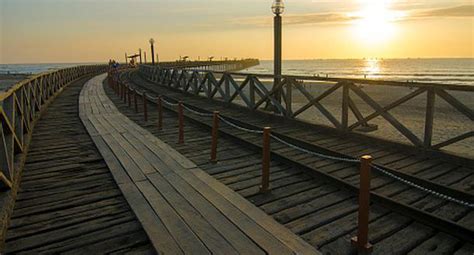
[350,0,406,44]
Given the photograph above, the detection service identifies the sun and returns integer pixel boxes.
[350,0,405,44]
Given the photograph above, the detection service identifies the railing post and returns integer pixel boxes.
[157,96,163,130]
[127,87,131,108]
[143,92,148,121]
[210,111,220,163]
[342,82,350,131]
[120,83,124,101]
[259,127,271,193]
[249,76,256,107]
[351,155,373,254]
[134,90,138,113]
[123,85,127,103]
[120,82,123,99]
[178,101,184,144]
[424,87,436,148]
[285,79,293,117]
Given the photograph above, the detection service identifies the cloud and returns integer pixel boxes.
[235,5,474,27]
[412,5,474,18]
[236,13,357,27]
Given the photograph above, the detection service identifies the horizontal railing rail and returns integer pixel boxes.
[138,65,473,156]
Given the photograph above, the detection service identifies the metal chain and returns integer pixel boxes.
[147,94,159,101]
[270,134,359,163]
[161,97,179,107]
[371,164,474,208]
[218,116,263,134]
[135,89,144,96]
[182,104,213,117]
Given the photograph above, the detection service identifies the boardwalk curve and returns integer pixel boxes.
[79,73,319,254]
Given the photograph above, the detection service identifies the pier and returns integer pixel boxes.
[0,59,473,254]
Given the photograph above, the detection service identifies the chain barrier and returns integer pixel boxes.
[118,84,474,208]
[270,134,359,163]
[218,116,263,134]
[371,164,474,208]
[147,94,159,101]
[161,97,179,107]
[182,104,214,117]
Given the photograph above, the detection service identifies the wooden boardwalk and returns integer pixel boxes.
[108,70,474,254]
[4,75,154,254]
[79,74,319,254]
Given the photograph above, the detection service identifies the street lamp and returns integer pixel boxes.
[272,0,284,105]
[149,38,155,65]
[272,0,284,15]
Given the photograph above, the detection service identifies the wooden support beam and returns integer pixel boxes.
[143,93,148,122]
[260,127,271,193]
[424,88,436,147]
[178,101,184,144]
[210,111,220,163]
[157,96,163,130]
[342,82,350,131]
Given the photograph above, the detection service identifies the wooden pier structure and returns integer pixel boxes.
[0,59,473,254]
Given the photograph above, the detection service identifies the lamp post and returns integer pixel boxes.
[149,38,155,65]
[272,0,284,105]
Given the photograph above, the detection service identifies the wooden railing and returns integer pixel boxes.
[138,65,473,155]
[0,65,107,190]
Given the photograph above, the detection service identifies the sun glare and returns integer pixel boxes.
[350,0,405,44]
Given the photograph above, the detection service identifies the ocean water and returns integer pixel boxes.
[0,63,99,75]
[244,58,474,85]
[1,58,473,85]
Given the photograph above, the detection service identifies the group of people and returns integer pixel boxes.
[108,59,120,69]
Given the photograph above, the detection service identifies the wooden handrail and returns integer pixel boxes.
[138,64,473,155]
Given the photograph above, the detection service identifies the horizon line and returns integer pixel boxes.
[1,57,474,65]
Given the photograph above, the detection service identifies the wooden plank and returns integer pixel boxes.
[80,76,319,254]
[135,180,212,254]
[117,124,291,254]
[118,182,183,254]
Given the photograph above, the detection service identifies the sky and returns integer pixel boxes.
[0,0,473,63]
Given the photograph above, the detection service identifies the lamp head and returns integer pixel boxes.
[149,38,155,45]
[272,0,284,15]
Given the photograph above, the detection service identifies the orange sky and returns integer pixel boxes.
[1,0,473,63]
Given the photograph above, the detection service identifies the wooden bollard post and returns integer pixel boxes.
[127,87,131,107]
[351,155,373,254]
[178,101,184,144]
[143,93,148,121]
[259,127,271,193]
[157,96,163,130]
[134,90,138,113]
[123,85,127,103]
[210,111,220,163]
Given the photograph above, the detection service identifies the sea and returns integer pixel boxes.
[0,63,98,75]
[244,58,474,85]
[1,58,473,85]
